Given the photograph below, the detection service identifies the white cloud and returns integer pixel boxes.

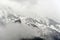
[0,0,60,22]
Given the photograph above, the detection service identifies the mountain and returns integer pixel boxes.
[0,6,60,40]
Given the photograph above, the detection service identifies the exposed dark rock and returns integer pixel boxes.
[15,19,21,23]
[21,37,44,40]
[30,24,38,28]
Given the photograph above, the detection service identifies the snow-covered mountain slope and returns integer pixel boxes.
[0,6,60,40]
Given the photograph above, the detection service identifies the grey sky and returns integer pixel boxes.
[0,0,60,22]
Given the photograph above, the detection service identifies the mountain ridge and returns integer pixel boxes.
[0,6,60,40]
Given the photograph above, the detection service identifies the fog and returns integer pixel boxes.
[0,0,60,40]
[0,22,40,40]
[11,0,60,20]
[0,0,60,21]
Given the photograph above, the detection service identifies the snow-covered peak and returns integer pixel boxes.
[0,5,60,40]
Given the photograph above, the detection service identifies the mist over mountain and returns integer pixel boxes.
[0,6,60,40]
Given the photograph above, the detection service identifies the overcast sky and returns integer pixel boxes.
[0,0,60,22]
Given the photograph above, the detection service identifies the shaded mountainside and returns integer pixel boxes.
[0,6,60,40]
